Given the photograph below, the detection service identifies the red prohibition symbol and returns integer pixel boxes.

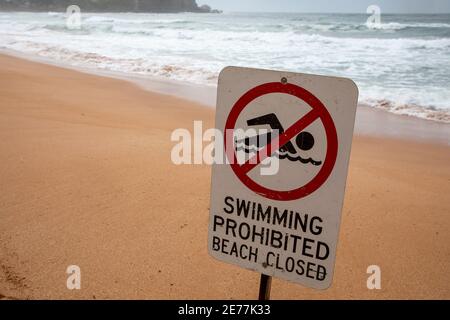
[224,82,338,201]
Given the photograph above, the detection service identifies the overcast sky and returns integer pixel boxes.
[197,0,450,13]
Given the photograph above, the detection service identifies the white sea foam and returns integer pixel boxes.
[0,12,449,123]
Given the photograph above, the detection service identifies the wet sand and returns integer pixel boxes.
[0,53,449,299]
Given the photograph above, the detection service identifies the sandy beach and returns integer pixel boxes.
[0,53,449,299]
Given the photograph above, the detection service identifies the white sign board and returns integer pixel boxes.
[208,66,358,289]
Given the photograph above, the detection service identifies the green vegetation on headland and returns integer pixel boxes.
[0,0,221,13]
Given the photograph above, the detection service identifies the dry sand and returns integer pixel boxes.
[0,54,449,299]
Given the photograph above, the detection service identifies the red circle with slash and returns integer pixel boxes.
[224,82,338,201]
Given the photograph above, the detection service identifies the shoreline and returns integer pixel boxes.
[2,49,449,146]
[0,53,449,299]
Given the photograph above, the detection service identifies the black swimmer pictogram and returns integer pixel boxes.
[235,113,322,166]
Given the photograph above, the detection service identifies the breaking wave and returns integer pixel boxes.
[0,11,449,123]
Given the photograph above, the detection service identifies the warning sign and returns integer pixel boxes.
[208,67,359,290]
[225,81,338,201]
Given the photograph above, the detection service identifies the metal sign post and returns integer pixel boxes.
[258,274,272,300]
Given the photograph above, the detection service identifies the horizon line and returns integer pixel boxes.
[222,11,450,15]
[0,10,450,14]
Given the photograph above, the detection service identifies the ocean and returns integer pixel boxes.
[0,11,449,122]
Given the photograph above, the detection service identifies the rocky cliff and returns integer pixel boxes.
[0,0,218,13]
